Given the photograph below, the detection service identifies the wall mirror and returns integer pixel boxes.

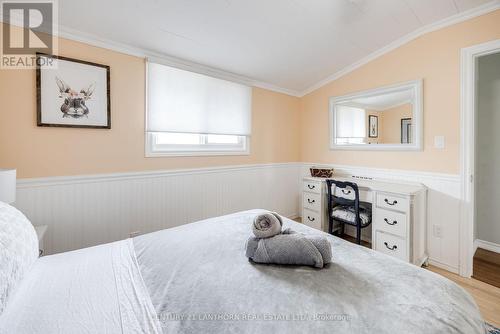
[329,80,422,150]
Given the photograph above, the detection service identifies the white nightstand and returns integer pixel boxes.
[34,225,48,256]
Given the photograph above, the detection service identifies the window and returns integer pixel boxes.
[146,61,252,156]
[147,132,248,155]
[335,105,366,144]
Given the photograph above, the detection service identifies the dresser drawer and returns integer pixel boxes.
[303,180,321,194]
[302,208,322,230]
[374,208,407,238]
[375,231,407,261]
[303,192,321,211]
[376,193,408,212]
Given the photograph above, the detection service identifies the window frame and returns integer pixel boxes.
[145,132,250,157]
[145,61,252,157]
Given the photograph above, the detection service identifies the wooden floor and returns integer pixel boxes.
[428,265,500,328]
[293,218,500,327]
[473,248,500,289]
[338,233,372,248]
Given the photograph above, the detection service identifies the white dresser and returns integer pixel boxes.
[302,176,427,266]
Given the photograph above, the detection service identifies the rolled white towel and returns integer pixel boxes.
[252,212,283,238]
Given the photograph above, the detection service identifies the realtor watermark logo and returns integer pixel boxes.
[1,0,58,69]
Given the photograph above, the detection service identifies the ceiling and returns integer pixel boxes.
[57,0,497,95]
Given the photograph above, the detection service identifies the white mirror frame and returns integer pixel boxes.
[329,79,423,151]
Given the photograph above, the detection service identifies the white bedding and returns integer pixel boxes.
[0,239,161,334]
[0,210,486,334]
[0,202,39,314]
[135,210,485,334]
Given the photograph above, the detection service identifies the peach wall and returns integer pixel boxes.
[300,10,500,174]
[2,10,500,178]
[0,26,300,178]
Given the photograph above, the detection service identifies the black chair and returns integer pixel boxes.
[326,179,372,245]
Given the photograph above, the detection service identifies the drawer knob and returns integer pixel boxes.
[384,242,397,251]
[384,198,398,206]
[384,218,398,226]
[307,198,316,204]
[307,216,315,222]
[307,184,316,190]
[341,189,351,195]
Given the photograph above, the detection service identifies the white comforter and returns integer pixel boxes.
[0,210,486,334]
[134,210,486,334]
[0,239,161,334]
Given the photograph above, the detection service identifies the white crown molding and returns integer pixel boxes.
[299,0,500,97]
[428,259,459,274]
[1,16,301,97]
[3,2,498,98]
[56,27,300,97]
[16,162,302,188]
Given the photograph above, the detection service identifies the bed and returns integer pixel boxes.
[0,205,486,334]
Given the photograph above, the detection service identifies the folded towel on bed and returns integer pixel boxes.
[252,212,283,238]
[245,228,332,268]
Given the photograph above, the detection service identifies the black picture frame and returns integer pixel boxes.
[401,118,412,144]
[368,115,378,138]
[36,52,111,129]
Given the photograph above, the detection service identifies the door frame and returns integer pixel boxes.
[459,39,500,277]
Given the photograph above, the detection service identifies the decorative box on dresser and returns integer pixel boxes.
[302,176,428,266]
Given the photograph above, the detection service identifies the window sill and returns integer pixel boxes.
[145,149,250,158]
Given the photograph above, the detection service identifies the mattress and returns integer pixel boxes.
[133,210,485,334]
[0,210,485,334]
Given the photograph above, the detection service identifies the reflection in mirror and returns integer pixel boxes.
[330,80,422,150]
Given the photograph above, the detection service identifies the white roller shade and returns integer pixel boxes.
[336,106,366,138]
[147,62,252,136]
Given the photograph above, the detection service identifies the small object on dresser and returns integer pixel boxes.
[309,167,334,178]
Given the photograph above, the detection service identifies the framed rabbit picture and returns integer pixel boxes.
[36,53,111,129]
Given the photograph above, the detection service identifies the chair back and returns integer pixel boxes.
[326,179,360,208]
[326,180,360,233]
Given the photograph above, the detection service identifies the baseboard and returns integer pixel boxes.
[475,239,500,254]
[428,258,459,274]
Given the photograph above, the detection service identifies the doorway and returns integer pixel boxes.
[473,51,500,287]
[460,39,500,280]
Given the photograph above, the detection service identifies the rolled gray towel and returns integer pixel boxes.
[252,212,283,238]
[245,229,332,268]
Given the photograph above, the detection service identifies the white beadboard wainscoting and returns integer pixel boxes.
[15,163,301,255]
[302,163,462,273]
[16,162,462,274]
